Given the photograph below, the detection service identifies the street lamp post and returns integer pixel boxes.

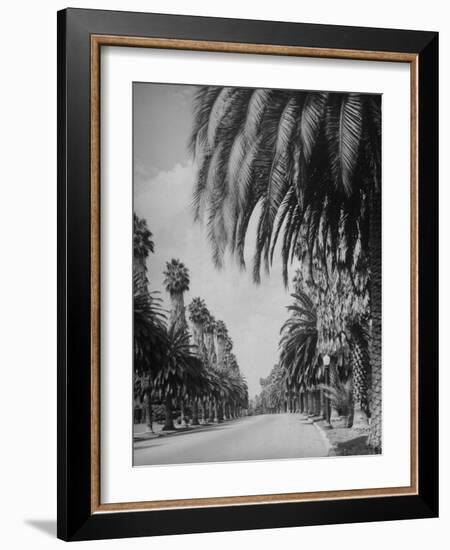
[322,354,332,429]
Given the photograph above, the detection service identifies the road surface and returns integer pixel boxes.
[133,413,327,466]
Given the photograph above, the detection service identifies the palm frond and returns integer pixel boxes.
[325,93,363,196]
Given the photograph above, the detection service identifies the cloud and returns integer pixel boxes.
[135,160,196,198]
[134,160,159,186]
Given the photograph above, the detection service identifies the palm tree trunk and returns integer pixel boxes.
[135,257,146,280]
[180,399,187,427]
[204,332,216,369]
[168,292,186,333]
[217,337,226,370]
[329,361,340,420]
[346,388,355,428]
[202,398,208,423]
[318,388,325,419]
[351,332,369,430]
[217,401,224,422]
[147,393,154,433]
[368,191,382,452]
[212,399,218,422]
[315,389,321,416]
[192,398,199,425]
[307,390,314,416]
[208,398,215,422]
[163,395,175,431]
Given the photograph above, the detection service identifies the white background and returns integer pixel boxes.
[0,0,446,548]
[102,47,411,504]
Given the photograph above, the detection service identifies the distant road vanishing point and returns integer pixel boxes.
[133,413,328,466]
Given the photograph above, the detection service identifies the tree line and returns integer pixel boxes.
[252,265,369,433]
[134,214,248,431]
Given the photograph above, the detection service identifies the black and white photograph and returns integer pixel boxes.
[132,82,382,466]
[0,0,442,545]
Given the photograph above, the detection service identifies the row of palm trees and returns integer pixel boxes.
[190,86,381,451]
[254,364,286,414]
[254,267,369,430]
[134,214,248,431]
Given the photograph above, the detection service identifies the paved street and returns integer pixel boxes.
[134,413,327,466]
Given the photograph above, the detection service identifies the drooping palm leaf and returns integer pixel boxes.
[325,93,363,196]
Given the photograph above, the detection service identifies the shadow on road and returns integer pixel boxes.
[134,422,235,450]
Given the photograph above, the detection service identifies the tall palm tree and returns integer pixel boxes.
[201,312,218,421]
[227,352,239,373]
[224,336,234,370]
[203,313,217,369]
[190,86,381,451]
[133,270,167,429]
[348,320,370,429]
[188,297,210,424]
[293,248,370,426]
[133,215,161,376]
[202,366,221,422]
[226,370,248,417]
[214,319,228,422]
[163,259,190,334]
[259,364,286,414]
[133,213,154,278]
[279,291,321,416]
[133,271,167,375]
[188,297,208,357]
[153,325,205,431]
[215,320,228,371]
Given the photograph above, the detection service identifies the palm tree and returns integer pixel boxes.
[133,213,154,277]
[226,370,248,418]
[279,291,322,418]
[347,321,370,429]
[188,297,210,424]
[293,250,370,426]
[202,366,221,422]
[190,87,381,451]
[202,313,217,369]
[224,336,234,370]
[163,259,190,334]
[202,313,218,421]
[133,215,161,376]
[259,364,286,414]
[153,325,205,431]
[188,297,208,357]
[133,270,167,429]
[227,352,239,373]
[215,320,228,371]
[322,378,354,427]
[214,320,229,422]
[133,272,167,374]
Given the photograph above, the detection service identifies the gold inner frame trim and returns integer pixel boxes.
[90,34,419,514]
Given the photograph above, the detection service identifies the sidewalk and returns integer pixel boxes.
[313,417,372,456]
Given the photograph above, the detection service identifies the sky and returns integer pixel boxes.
[133,82,296,397]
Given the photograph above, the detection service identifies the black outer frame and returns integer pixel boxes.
[57,8,438,542]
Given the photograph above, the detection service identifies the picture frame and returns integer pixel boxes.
[57,7,438,541]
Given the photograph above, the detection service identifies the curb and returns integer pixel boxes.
[312,420,337,456]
